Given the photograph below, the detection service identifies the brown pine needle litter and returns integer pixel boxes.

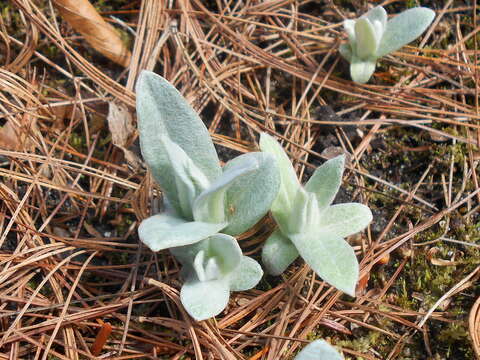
[0,0,479,358]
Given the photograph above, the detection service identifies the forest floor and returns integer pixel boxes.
[0,0,479,359]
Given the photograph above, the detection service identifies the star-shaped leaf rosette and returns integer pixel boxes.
[136,71,279,320]
[339,6,435,83]
[170,234,263,321]
[260,134,372,296]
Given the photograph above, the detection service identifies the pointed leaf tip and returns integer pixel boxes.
[305,154,345,209]
[291,231,359,296]
[138,213,226,252]
[377,7,435,57]
[136,71,221,188]
[318,203,372,238]
[354,18,379,60]
[228,256,263,291]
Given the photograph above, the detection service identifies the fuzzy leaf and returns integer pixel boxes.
[193,154,259,224]
[206,233,243,275]
[286,189,320,235]
[377,7,435,57]
[170,239,209,266]
[171,233,242,275]
[305,155,345,210]
[180,275,230,321]
[339,43,353,62]
[363,6,387,35]
[343,19,356,44]
[138,213,225,252]
[136,71,221,186]
[354,18,378,59]
[193,250,214,281]
[318,203,372,238]
[291,231,359,296]
[160,135,210,219]
[222,152,281,236]
[259,134,300,232]
[228,256,263,291]
[259,133,299,205]
[261,229,299,276]
[350,55,376,84]
[294,340,344,360]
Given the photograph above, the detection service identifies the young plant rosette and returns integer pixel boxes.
[339,6,435,83]
[260,134,372,296]
[136,71,280,320]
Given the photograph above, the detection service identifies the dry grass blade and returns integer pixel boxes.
[52,0,131,67]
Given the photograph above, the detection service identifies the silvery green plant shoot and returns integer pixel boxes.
[294,340,343,360]
[260,134,372,296]
[339,6,435,83]
[136,71,280,320]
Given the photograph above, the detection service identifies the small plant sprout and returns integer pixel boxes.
[339,6,435,83]
[170,234,263,320]
[260,134,372,296]
[136,71,280,251]
[294,340,343,360]
[136,71,279,320]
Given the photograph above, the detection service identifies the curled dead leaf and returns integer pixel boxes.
[107,102,133,147]
[107,101,141,170]
[53,0,131,67]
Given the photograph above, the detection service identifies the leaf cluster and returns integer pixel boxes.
[339,6,435,83]
[136,71,372,320]
[136,72,278,320]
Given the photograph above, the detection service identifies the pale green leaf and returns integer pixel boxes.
[339,43,353,62]
[259,133,300,229]
[285,189,320,235]
[291,231,359,296]
[305,155,345,210]
[193,250,210,281]
[180,275,230,321]
[261,229,299,276]
[206,233,242,275]
[159,135,210,219]
[228,256,263,291]
[318,203,372,238]
[363,6,387,35]
[136,71,221,186]
[170,238,209,266]
[171,234,242,275]
[222,152,281,236]
[354,18,379,59]
[343,20,356,44]
[294,340,344,360]
[138,213,226,252]
[349,55,376,83]
[193,154,259,224]
[377,7,435,57]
